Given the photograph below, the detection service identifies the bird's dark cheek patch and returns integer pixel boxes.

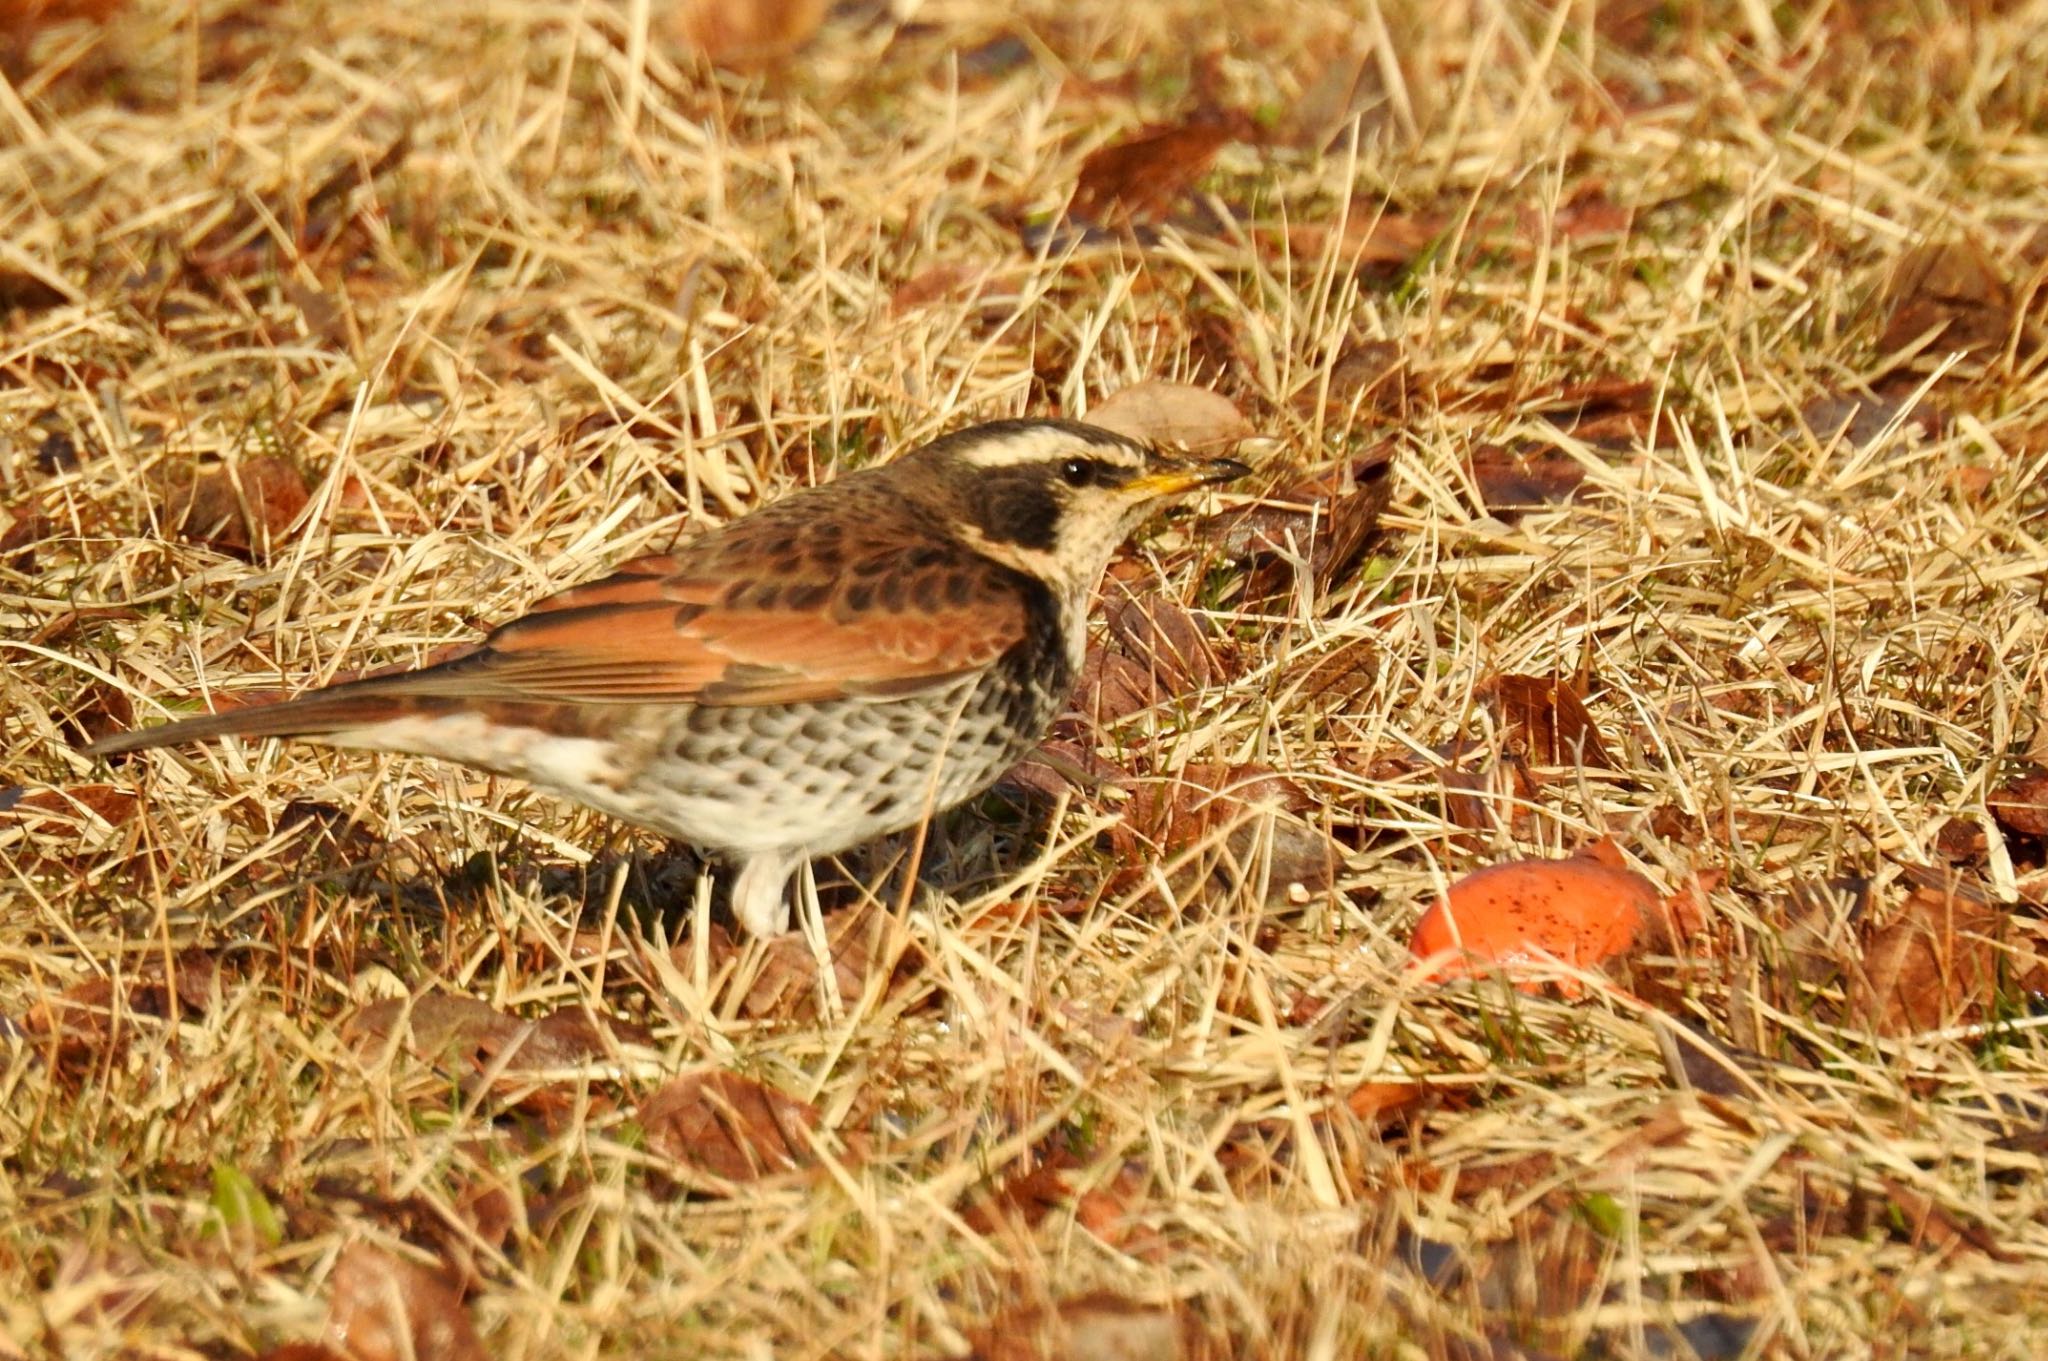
[973,480,1061,552]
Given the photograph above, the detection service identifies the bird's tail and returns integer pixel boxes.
[81,677,452,757]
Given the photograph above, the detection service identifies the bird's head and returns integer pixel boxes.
[907,418,1250,598]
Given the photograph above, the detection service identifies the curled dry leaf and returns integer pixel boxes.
[1085,381,1252,453]
[327,1242,485,1361]
[639,1070,852,1190]
[154,455,311,557]
[1199,447,1393,601]
[1410,837,1657,993]
[1479,673,1614,768]
[666,0,827,68]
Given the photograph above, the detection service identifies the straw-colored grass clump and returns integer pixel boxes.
[5,1,2048,1356]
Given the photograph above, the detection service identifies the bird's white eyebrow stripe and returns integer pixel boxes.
[949,428,1140,470]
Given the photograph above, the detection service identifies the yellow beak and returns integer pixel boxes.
[1126,453,1252,500]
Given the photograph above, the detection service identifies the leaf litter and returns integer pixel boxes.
[7,2,2048,1359]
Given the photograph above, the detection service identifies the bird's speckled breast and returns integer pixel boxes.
[518,578,1075,858]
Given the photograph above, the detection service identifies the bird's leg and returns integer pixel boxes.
[728,849,803,937]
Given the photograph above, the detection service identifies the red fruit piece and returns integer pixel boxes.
[1410,837,1656,993]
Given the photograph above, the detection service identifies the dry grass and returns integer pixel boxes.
[7,0,2048,1357]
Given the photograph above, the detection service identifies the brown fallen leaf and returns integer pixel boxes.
[639,1070,853,1190]
[0,0,124,39]
[343,993,650,1114]
[1935,815,1988,862]
[1437,755,1541,840]
[1479,672,1614,768]
[1,783,139,832]
[154,455,311,558]
[690,905,904,1021]
[1534,376,1671,447]
[1857,881,2047,1034]
[665,0,828,68]
[1878,235,2027,362]
[327,1242,485,1361]
[967,1291,1184,1361]
[1070,114,1241,228]
[1466,442,1586,515]
[1801,389,1943,447]
[19,949,229,1061]
[1199,447,1393,601]
[889,261,996,316]
[1873,1175,2016,1263]
[1073,644,1163,728]
[1103,578,1220,694]
[1344,1080,1427,1125]
[0,504,53,572]
[1115,762,1341,906]
[961,1161,1075,1236]
[1282,209,1442,269]
[1085,381,1253,452]
[1309,340,1414,419]
[1989,767,2048,838]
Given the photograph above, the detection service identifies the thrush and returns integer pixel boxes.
[85,419,1249,937]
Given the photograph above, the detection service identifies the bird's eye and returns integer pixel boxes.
[1060,458,1097,488]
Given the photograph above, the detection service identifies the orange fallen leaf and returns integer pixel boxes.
[0,0,124,36]
[1345,1080,1425,1124]
[1411,838,1657,992]
[666,0,827,68]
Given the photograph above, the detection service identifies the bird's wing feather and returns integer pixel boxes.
[336,541,1032,707]
[84,496,1038,755]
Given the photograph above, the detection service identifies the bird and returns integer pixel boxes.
[84,418,1250,937]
